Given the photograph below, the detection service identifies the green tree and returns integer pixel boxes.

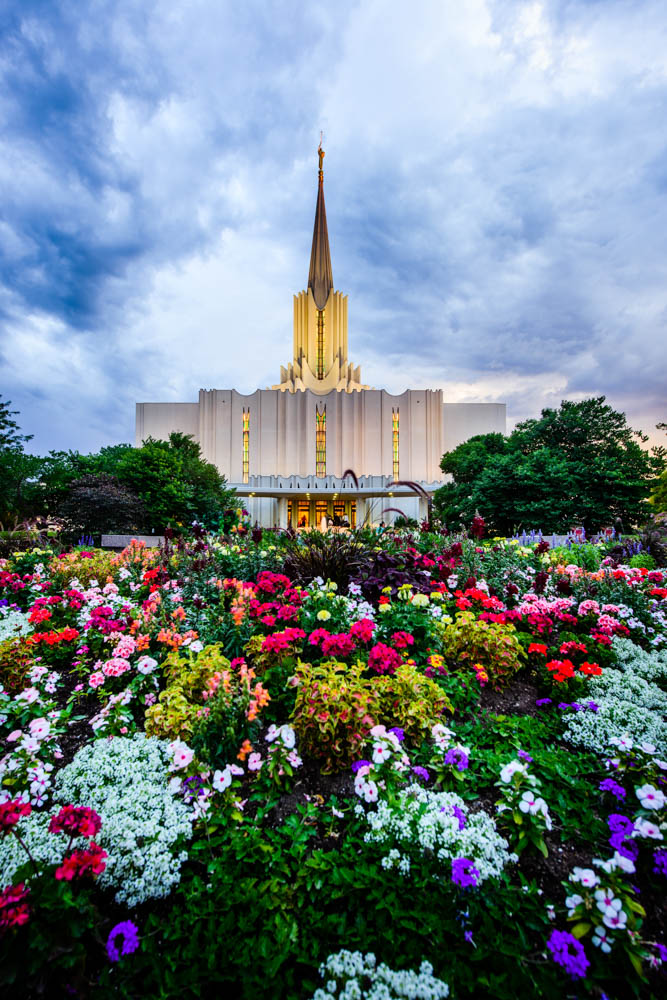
[56,473,147,538]
[434,397,664,534]
[0,395,32,450]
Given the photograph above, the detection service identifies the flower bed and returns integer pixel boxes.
[0,530,666,998]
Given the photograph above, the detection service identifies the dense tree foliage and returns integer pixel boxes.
[0,399,235,532]
[434,398,664,534]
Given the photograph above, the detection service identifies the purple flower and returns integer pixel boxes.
[351,760,372,773]
[608,813,633,835]
[412,766,430,782]
[587,701,599,713]
[535,698,552,707]
[546,929,589,980]
[652,849,667,876]
[451,857,480,888]
[464,930,475,945]
[388,727,405,742]
[444,747,469,772]
[599,778,626,800]
[451,805,467,830]
[106,921,140,962]
[570,702,582,712]
[558,702,571,710]
[517,750,533,763]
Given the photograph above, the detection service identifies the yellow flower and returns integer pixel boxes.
[317,609,331,621]
[411,593,429,608]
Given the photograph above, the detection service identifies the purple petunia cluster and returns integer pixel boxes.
[106,920,140,962]
[444,747,469,772]
[547,929,589,980]
[599,778,626,801]
[451,857,480,888]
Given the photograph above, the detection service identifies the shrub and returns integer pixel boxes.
[628,553,656,570]
[281,531,374,591]
[47,549,117,588]
[437,612,525,689]
[291,660,380,773]
[376,664,452,744]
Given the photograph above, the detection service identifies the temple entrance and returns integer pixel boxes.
[286,498,357,529]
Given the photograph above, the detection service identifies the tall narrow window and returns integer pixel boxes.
[392,408,399,480]
[242,409,250,484]
[316,405,326,477]
[316,310,325,379]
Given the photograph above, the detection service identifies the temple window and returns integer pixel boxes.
[316,405,326,476]
[242,409,250,483]
[392,408,399,480]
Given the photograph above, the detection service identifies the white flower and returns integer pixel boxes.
[363,781,379,803]
[565,894,583,916]
[411,593,429,608]
[595,889,620,916]
[612,851,636,873]
[171,746,194,770]
[247,753,263,771]
[635,784,665,810]
[28,718,50,740]
[212,768,232,792]
[609,735,634,750]
[634,818,663,839]
[592,926,613,953]
[189,640,203,653]
[372,742,392,765]
[570,867,600,888]
[500,760,527,784]
[278,725,296,750]
[136,656,158,675]
[603,907,628,931]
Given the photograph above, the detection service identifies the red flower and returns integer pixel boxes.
[0,800,31,833]
[349,618,375,643]
[546,658,576,683]
[391,631,415,650]
[528,643,548,655]
[579,661,602,676]
[321,633,357,657]
[367,643,403,676]
[49,805,102,839]
[0,883,30,931]
[55,842,107,881]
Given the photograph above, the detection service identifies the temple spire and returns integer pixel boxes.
[307,141,334,310]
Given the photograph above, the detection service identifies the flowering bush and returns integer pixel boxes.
[54,734,192,906]
[310,951,449,1000]
[359,783,516,884]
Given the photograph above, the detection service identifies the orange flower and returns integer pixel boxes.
[237,739,253,761]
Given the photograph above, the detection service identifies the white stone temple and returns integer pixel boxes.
[136,146,505,528]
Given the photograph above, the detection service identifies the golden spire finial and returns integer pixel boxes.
[318,132,325,174]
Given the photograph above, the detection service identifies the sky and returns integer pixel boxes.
[1,0,666,456]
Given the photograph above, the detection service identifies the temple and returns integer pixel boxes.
[136,145,505,528]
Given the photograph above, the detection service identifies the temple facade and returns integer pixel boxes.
[135,146,506,528]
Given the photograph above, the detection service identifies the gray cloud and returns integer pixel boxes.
[1,0,665,456]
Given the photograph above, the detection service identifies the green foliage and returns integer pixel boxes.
[437,612,526,689]
[435,397,664,533]
[376,664,452,744]
[47,549,117,589]
[628,553,656,569]
[550,541,602,571]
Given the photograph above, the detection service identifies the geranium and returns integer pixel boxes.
[55,842,107,881]
[367,643,403,675]
[0,799,31,832]
[0,883,30,931]
[321,632,357,657]
[349,618,375,643]
[106,920,140,962]
[391,631,414,650]
[49,805,102,838]
[546,659,576,682]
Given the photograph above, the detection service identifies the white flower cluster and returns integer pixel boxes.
[564,699,667,756]
[0,607,33,643]
[588,667,667,714]
[54,733,193,906]
[362,783,515,883]
[612,638,667,684]
[0,809,86,887]
[310,950,449,1000]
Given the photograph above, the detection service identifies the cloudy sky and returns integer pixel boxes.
[1,0,666,456]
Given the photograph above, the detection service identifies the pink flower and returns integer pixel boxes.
[6,730,22,743]
[88,672,105,689]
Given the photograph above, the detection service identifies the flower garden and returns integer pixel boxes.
[1,523,666,999]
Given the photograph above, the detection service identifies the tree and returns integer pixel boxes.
[651,422,667,513]
[56,474,148,538]
[38,433,235,531]
[0,395,32,450]
[434,397,664,534]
